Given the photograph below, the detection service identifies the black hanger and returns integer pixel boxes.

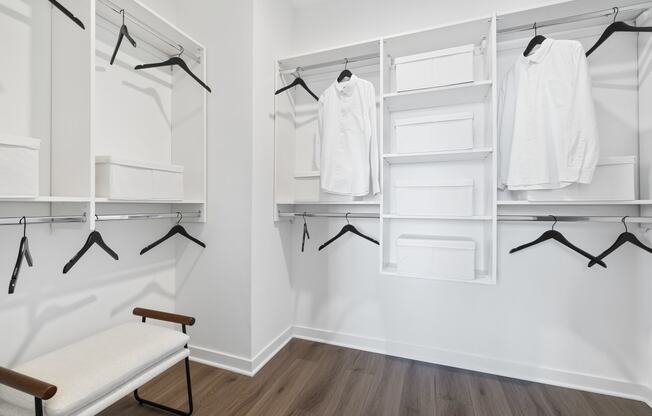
[63,218,119,274]
[588,217,652,267]
[135,47,212,93]
[301,213,310,253]
[523,23,546,57]
[110,9,137,65]
[8,217,34,294]
[275,68,319,101]
[140,212,206,255]
[337,58,353,82]
[586,8,652,57]
[48,0,85,30]
[318,213,379,251]
[510,216,607,268]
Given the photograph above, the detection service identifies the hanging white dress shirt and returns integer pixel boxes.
[498,38,599,190]
[315,75,380,196]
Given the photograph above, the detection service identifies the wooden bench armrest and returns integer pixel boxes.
[133,307,196,326]
[0,367,57,400]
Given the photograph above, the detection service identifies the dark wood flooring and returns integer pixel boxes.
[100,339,652,416]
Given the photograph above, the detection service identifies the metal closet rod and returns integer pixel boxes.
[96,211,201,221]
[280,53,380,75]
[96,0,201,63]
[279,212,652,224]
[0,211,201,226]
[278,212,380,219]
[498,2,652,34]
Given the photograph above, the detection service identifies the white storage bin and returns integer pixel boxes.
[0,134,41,198]
[395,112,474,154]
[394,44,475,92]
[526,156,637,201]
[395,179,474,216]
[396,235,475,280]
[96,156,184,200]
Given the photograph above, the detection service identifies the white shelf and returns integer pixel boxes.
[277,200,380,206]
[294,171,320,178]
[384,81,492,112]
[0,196,90,203]
[382,263,494,285]
[383,147,493,164]
[383,214,492,221]
[95,198,205,204]
[498,200,652,206]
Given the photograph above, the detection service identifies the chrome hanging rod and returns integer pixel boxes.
[97,0,201,63]
[279,212,652,224]
[95,211,202,221]
[278,212,380,219]
[499,215,652,224]
[498,2,652,34]
[0,214,87,226]
[279,53,380,75]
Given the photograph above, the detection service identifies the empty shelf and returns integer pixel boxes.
[384,81,492,112]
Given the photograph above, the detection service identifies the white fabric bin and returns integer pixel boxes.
[0,134,41,198]
[395,44,475,92]
[395,179,474,216]
[397,235,475,280]
[395,112,474,153]
[96,156,184,200]
[526,156,636,201]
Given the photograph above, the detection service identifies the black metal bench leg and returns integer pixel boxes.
[133,356,194,416]
[34,398,43,416]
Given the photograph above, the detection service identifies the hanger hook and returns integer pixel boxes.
[303,212,307,225]
[120,9,125,25]
[549,215,557,230]
[344,58,349,70]
[345,212,350,224]
[533,22,538,36]
[177,211,183,225]
[20,216,27,237]
[622,216,629,232]
[613,7,619,23]
[177,44,184,58]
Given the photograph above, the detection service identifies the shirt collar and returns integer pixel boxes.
[521,38,553,64]
[335,74,358,95]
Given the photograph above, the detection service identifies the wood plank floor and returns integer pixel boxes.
[100,339,652,416]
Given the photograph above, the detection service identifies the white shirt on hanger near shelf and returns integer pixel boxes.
[498,38,600,191]
[315,75,380,196]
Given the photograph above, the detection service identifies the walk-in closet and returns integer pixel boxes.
[3,0,652,415]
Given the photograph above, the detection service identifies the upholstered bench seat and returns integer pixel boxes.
[0,308,195,416]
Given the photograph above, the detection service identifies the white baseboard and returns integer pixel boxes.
[188,326,293,377]
[189,344,254,376]
[251,326,294,374]
[189,324,652,409]
[292,325,652,408]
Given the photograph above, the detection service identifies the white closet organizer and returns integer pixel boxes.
[381,17,497,283]
[0,0,207,225]
[274,17,498,284]
[275,0,652,283]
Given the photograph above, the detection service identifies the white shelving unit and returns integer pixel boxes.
[380,16,498,284]
[0,0,207,226]
[273,1,652,284]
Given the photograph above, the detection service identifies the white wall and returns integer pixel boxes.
[250,0,296,362]
[175,0,255,362]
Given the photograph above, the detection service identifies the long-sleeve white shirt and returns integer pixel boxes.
[498,38,599,190]
[315,75,380,196]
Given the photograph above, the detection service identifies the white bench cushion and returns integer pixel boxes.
[0,322,189,416]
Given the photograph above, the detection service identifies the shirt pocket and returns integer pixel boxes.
[545,79,566,108]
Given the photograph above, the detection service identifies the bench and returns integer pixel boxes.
[0,308,195,416]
